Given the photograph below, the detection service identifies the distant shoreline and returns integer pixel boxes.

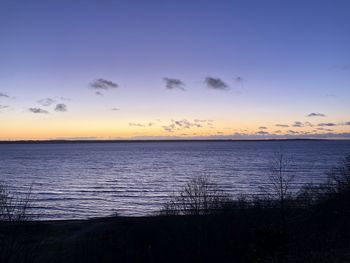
[0,138,346,144]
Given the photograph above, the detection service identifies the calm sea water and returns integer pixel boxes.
[0,140,349,219]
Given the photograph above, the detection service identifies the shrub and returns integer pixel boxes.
[0,182,32,222]
[161,176,231,215]
[326,155,350,195]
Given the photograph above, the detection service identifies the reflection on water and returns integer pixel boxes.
[0,140,349,219]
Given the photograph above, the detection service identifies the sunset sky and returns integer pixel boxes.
[0,0,349,140]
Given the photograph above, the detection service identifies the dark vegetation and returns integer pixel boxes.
[1,155,350,262]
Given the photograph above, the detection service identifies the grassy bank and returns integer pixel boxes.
[1,205,350,263]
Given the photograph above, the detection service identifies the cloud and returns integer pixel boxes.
[162,124,176,132]
[29,108,49,114]
[275,124,289,128]
[259,126,267,130]
[163,78,185,91]
[307,112,326,117]
[316,128,334,132]
[90,78,118,90]
[0,105,9,109]
[172,119,202,129]
[38,98,55,107]
[127,132,350,140]
[129,122,154,127]
[204,77,229,90]
[111,108,119,111]
[129,122,156,128]
[318,123,336,127]
[256,131,269,135]
[129,122,146,127]
[54,103,67,112]
[287,130,299,134]
[194,119,213,123]
[0,92,9,98]
[90,78,118,96]
[162,119,213,133]
[292,121,313,128]
[292,121,303,127]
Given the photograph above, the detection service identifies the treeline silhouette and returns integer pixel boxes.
[0,154,350,262]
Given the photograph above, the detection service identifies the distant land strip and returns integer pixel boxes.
[0,139,339,144]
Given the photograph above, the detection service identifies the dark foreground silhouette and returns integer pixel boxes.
[1,155,350,262]
[1,205,350,263]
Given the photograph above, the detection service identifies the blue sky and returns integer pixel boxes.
[0,0,349,140]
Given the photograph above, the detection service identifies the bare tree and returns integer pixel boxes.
[262,152,296,228]
[0,182,32,222]
[161,176,230,215]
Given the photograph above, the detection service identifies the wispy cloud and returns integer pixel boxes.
[0,105,9,110]
[316,127,334,132]
[54,104,67,112]
[336,121,350,126]
[275,124,289,128]
[259,126,267,130]
[38,98,55,107]
[292,121,313,128]
[111,108,119,111]
[194,119,213,123]
[129,122,146,127]
[0,92,9,98]
[162,119,214,133]
[318,123,336,127]
[29,108,49,114]
[256,131,269,135]
[173,119,202,129]
[162,124,176,132]
[129,122,154,127]
[204,77,229,90]
[307,112,326,117]
[128,132,350,140]
[163,78,185,91]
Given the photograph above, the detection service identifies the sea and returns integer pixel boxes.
[0,140,349,220]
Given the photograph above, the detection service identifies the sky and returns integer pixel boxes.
[0,0,349,140]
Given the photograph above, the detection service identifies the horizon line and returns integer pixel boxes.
[1,138,348,144]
